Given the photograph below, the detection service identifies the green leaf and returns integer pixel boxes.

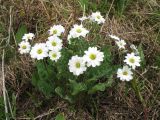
[69,80,87,95]
[78,0,89,10]
[31,60,55,97]
[56,48,75,80]
[138,43,146,69]
[0,23,5,33]
[156,55,160,68]
[15,24,27,43]
[0,97,5,119]
[32,72,39,88]
[102,46,112,62]
[55,87,64,98]
[115,0,131,17]
[55,113,65,120]
[88,83,106,94]
[32,71,53,97]
[68,38,89,56]
[55,87,73,103]
[36,60,56,81]
[88,76,113,94]
[12,93,16,118]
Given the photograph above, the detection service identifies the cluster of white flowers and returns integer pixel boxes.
[18,33,34,54]
[67,11,105,42]
[46,25,64,61]
[109,35,141,81]
[46,36,63,61]
[18,11,106,76]
[66,12,105,75]
[68,47,104,76]
[18,11,142,81]
[18,25,65,62]
[78,12,105,24]
[117,52,141,81]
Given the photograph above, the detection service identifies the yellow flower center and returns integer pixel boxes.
[120,43,123,46]
[76,28,82,33]
[89,54,96,60]
[52,41,57,46]
[123,71,128,76]
[37,49,43,54]
[129,58,135,63]
[52,30,57,34]
[22,45,27,49]
[97,15,101,19]
[75,62,81,68]
[52,53,57,58]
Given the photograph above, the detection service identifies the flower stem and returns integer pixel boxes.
[131,79,146,107]
[131,79,148,120]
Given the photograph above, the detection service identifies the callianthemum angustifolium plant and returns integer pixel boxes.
[18,12,142,103]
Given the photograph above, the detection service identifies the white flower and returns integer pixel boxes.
[79,16,88,21]
[117,66,133,81]
[124,52,141,69]
[84,47,104,67]
[130,44,137,50]
[18,41,31,54]
[89,12,105,24]
[115,40,126,49]
[30,43,48,60]
[130,44,139,55]
[109,35,126,49]
[49,50,61,62]
[48,25,65,36]
[46,36,63,51]
[68,55,87,76]
[68,24,89,39]
[22,33,34,41]
[109,35,120,41]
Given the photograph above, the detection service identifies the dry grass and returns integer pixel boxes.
[0,0,160,119]
[0,64,2,96]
